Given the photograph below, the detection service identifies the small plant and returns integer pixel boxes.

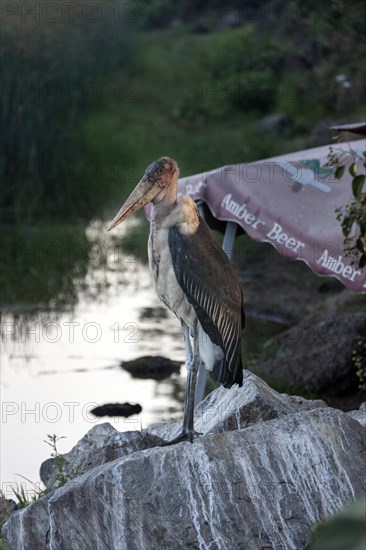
[43,434,80,488]
[5,434,75,513]
[43,434,68,488]
[353,337,366,392]
[329,142,366,269]
[11,476,46,509]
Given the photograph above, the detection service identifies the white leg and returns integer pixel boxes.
[182,322,194,370]
[161,321,199,445]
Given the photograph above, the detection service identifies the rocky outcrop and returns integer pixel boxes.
[120,355,182,380]
[40,425,164,492]
[347,401,366,427]
[40,372,326,492]
[147,369,327,441]
[3,372,366,550]
[253,313,366,405]
[90,402,142,418]
[252,113,294,135]
[0,496,17,536]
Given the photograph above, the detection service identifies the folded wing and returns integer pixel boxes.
[168,217,244,387]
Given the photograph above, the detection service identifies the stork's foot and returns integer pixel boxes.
[160,429,202,447]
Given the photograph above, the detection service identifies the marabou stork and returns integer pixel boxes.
[108,157,244,445]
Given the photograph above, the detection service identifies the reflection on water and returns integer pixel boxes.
[0,220,288,499]
[0,263,186,496]
[139,306,169,321]
[0,220,187,497]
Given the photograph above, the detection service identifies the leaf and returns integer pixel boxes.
[359,254,366,269]
[341,216,353,237]
[360,219,366,236]
[352,175,365,199]
[349,162,357,177]
[356,238,365,253]
[335,165,345,179]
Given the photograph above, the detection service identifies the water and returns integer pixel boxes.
[0,258,188,499]
[0,223,287,501]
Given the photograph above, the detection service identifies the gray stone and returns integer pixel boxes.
[309,119,336,146]
[3,373,366,549]
[40,422,164,491]
[0,495,17,535]
[148,370,327,441]
[2,495,50,550]
[347,409,366,426]
[347,402,366,427]
[253,313,366,399]
[120,355,182,380]
[3,406,365,550]
[253,113,294,134]
[39,372,327,492]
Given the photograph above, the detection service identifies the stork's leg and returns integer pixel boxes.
[161,321,200,446]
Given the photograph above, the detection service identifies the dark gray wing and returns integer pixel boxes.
[168,217,244,388]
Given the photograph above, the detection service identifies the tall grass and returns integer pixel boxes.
[1,0,133,225]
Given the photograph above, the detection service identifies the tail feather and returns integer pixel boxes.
[210,355,243,388]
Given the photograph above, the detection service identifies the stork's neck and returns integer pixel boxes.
[151,178,177,227]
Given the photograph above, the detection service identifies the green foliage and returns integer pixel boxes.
[330,145,366,269]
[246,338,283,370]
[3,433,75,517]
[43,434,70,488]
[3,1,365,229]
[172,26,285,120]
[11,434,70,507]
[134,0,180,29]
[293,1,366,115]
[43,433,79,488]
[82,24,295,206]
[310,499,366,550]
[353,337,366,392]
[0,490,17,547]
[2,2,366,309]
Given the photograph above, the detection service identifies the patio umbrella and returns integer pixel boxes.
[169,139,366,293]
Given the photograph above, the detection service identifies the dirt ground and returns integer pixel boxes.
[235,236,365,323]
[235,237,366,410]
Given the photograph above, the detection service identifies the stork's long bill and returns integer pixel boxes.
[107,157,178,231]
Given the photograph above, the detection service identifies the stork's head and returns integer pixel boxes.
[108,157,179,231]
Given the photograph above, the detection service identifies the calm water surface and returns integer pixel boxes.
[1,256,187,498]
[0,222,286,499]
